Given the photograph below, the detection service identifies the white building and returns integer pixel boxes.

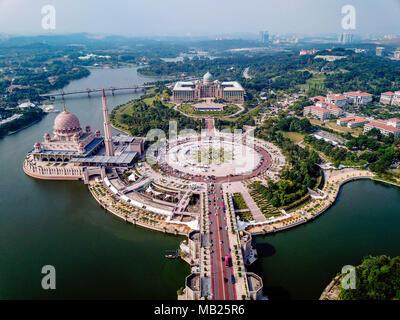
[17,102,36,110]
[304,105,330,121]
[344,91,373,105]
[337,116,369,128]
[364,119,400,137]
[327,94,348,108]
[392,91,400,106]
[380,92,395,105]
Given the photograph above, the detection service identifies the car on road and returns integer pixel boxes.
[231,275,235,284]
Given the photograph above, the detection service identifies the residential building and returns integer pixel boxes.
[392,91,400,106]
[380,92,395,105]
[303,105,330,121]
[337,116,369,128]
[344,91,373,105]
[376,47,385,56]
[259,31,269,43]
[299,49,318,56]
[327,94,348,108]
[338,32,354,44]
[311,96,327,103]
[324,102,344,117]
[364,119,400,137]
[387,118,400,129]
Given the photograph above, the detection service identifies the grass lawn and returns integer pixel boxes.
[280,131,305,143]
[232,193,248,210]
[143,96,174,108]
[309,119,362,137]
[299,72,326,91]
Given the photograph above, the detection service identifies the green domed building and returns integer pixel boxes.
[172,72,245,103]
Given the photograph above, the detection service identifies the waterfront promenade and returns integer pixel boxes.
[246,168,378,235]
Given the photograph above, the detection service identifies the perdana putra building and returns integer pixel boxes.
[172,72,245,103]
[23,89,144,182]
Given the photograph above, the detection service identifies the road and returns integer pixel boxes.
[207,183,236,300]
[242,67,252,79]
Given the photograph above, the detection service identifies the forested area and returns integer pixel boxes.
[255,117,321,207]
[339,255,400,300]
[111,96,201,137]
[0,109,44,138]
[304,129,400,173]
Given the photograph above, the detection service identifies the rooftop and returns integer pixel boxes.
[71,151,137,165]
[311,96,326,102]
[366,121,400,133]
[327,94,347,100]
[344,91,372,97]
[305,105,330,113]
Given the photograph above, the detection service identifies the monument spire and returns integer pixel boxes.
[62,99,67,113]
[102,89,115,157]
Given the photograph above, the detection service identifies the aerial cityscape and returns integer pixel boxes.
[1,0,400,309]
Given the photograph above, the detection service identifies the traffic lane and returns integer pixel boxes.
[209,188,225,300]
[211,188,228,300]
[215,184,234,299]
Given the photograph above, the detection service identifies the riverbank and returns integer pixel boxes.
[247,168,400,236]
[88,180,190,237]
[6,117,43,136]
[319,275,342,300]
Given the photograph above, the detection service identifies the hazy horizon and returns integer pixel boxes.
[0,0,400,37]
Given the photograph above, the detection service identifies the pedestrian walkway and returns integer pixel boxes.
[223,181,266,223]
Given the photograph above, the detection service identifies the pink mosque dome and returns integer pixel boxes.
[54,110,81,132]
[34,142,41,147]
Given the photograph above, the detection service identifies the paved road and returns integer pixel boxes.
[207,183,236,300]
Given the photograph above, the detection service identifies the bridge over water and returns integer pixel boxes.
[40,85,155,99]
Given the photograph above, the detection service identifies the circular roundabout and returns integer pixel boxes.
[152,134,274,183]
[165,139,262,177]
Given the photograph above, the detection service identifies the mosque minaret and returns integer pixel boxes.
[102,89,115,157]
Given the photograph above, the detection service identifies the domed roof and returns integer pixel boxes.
[54,110,81,132]
[203,72,213,81]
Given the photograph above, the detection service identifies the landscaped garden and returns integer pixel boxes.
[248,182,282,218]
[178,103,240,117]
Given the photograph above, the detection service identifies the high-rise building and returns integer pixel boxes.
[376,47,385,57]
[338,32,353,44]
[259,31,269,43]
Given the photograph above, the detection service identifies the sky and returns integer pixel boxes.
[0,0,399,37]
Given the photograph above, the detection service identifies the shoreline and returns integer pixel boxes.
[87,181,189,237]
[249,173,400,237]
[5,117,43,137]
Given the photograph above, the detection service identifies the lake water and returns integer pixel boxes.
[249,179,400,300]
[0,67,189,299]
[0,67,399,299]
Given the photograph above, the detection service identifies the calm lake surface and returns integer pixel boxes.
[0,67,189,299]
[249,179,400,300]
[0,67,399,299]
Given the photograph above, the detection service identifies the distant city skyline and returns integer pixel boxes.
[0,0,400,37]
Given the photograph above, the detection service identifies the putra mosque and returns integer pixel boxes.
[23,89,144,183]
